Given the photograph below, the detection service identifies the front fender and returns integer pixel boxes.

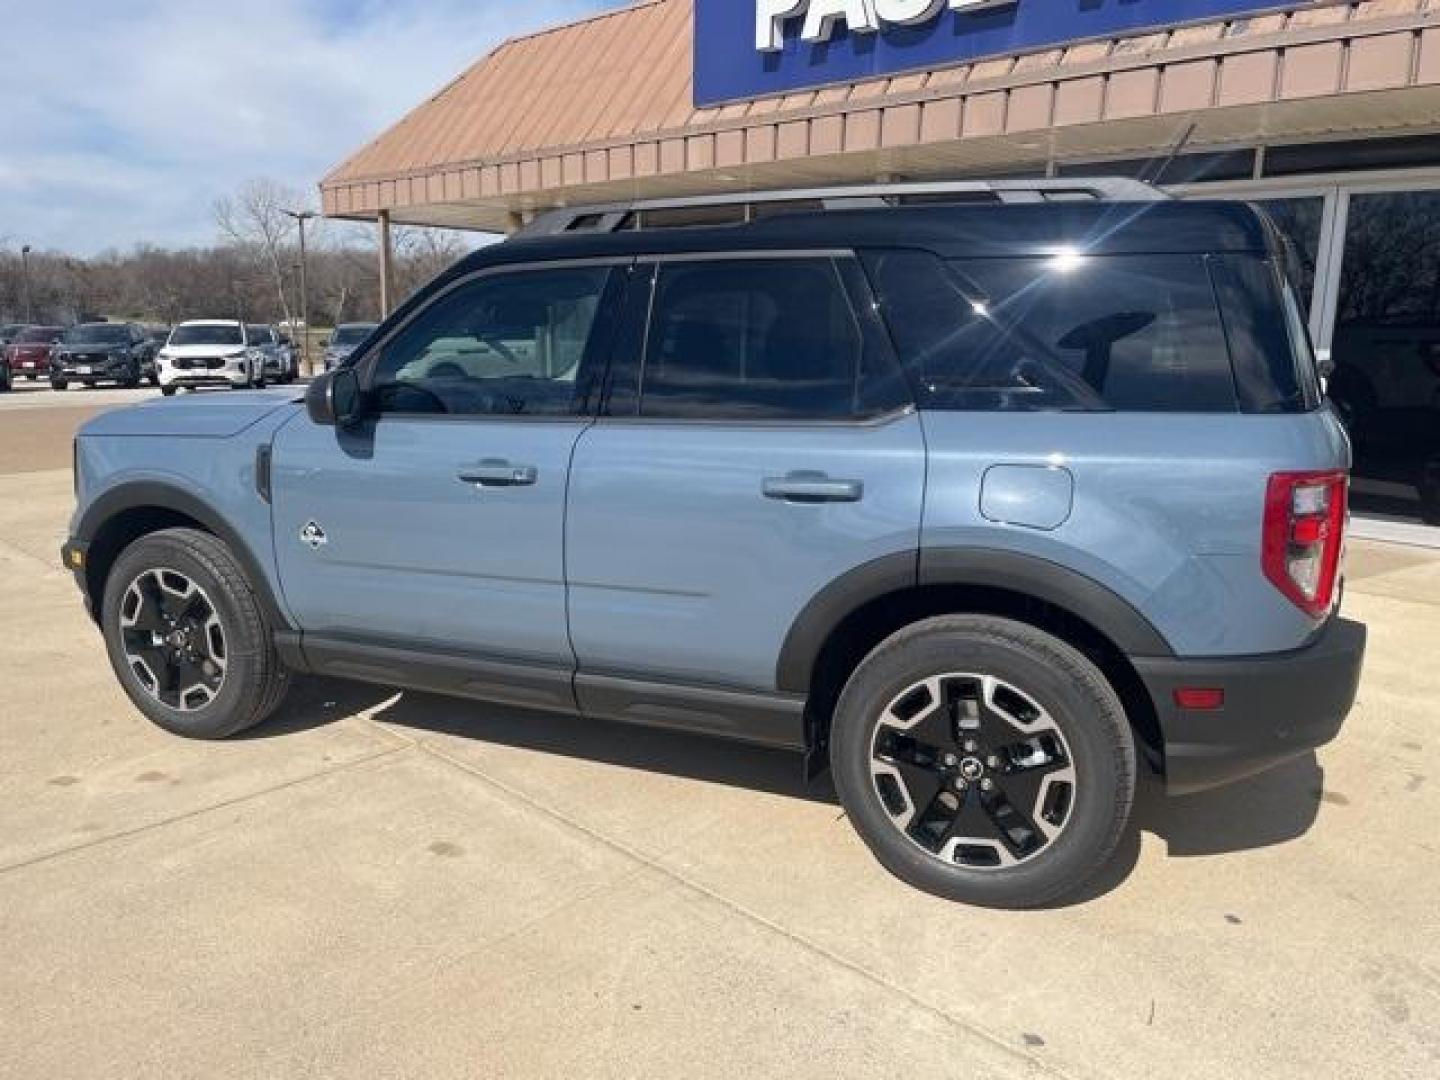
[71,465,291,633]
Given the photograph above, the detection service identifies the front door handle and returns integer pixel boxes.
[763,471,864,504]
[457,460,539,487]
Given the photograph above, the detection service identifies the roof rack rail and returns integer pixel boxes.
[516,178,1166,239]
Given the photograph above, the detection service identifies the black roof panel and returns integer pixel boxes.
[460,200,1271,273]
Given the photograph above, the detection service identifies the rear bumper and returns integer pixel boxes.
[1134,616,1366,795]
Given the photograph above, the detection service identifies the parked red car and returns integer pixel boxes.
[3,326,65,386]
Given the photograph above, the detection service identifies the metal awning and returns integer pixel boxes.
[321,0,1440,231]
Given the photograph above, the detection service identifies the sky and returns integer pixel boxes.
[0,0,614,256]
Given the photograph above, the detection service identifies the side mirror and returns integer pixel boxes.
[318,337,331,348]
[306,368,365,428]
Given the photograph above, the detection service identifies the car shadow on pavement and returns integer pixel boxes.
[246,676,1326,903]
[246,676,836,803]
[1061,753,1324,906]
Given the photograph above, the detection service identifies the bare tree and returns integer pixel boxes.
[393,226,471,299]
[214,178,308,330]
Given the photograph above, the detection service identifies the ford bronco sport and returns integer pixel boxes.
[63,180,1365,907]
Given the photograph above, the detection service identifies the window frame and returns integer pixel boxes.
[350,256,635,424]
[599,249,915,429]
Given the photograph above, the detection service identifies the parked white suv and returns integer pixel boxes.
[157,321,265,395]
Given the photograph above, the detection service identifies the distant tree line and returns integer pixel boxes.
[0,178,482,329]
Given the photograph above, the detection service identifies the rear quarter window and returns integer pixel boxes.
[1208,254,1322,413]
[863,250,1239,412]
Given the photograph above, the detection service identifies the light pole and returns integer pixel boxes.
[282,209,315,375]
[20,245,33,323]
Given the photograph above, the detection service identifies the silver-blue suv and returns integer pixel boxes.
[63,181,1366,907]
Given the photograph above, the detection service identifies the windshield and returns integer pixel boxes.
[333,325,377,347]
[170,324,243,347]
[15,327,61,344]
[246,326,273,344]
[63,325,130,346]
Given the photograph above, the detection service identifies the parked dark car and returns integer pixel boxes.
[246,324,297,383]
[3,325,65,387]
[51,323,159,390]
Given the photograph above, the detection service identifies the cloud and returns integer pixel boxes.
[0,0,614,255]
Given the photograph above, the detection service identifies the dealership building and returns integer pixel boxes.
[322,0,1440,535]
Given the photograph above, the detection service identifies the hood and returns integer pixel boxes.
[79,389,303,439]
[162,344,251,358]
[57,342,128,354]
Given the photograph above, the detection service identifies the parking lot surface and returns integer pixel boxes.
[1,399,1437,1078]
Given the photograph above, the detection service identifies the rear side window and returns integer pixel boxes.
[1208,254,1321,413]
[637,258,897,421]
[864,251,1238,412]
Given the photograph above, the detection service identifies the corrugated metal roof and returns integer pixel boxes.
[325,1,686,184]
[321,0,1440,227]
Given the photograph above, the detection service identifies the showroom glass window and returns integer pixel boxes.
[1329,190,1440,525]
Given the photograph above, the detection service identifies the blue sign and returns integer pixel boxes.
[694,1,1285,108]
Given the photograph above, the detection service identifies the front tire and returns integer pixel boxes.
[101,528,291,739]
[831,615,1135,909]
[160,385,177,397]
[51,379,68,391]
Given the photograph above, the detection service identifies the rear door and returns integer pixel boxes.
[565,254,925,740]
[270,261,627,685]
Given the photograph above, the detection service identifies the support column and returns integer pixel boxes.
[378,210,395,318]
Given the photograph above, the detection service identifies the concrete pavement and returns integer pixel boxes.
[0,401,1437,1078]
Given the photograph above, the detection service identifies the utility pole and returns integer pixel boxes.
[378,210,395,318]
[20,245,33,323]
[282,209,315,375]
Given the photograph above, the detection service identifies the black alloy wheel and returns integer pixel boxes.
[868,672,1076,870]
[118,567,228,713]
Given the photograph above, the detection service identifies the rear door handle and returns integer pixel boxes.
[763,471,864,504]
[457,460,538,487]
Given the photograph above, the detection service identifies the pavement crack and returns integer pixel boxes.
[416,738,1073,1080]
[0,744,411,877]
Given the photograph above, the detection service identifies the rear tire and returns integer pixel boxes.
[51,379,68,391]
[100,528,291,739]
[831,615,1135,908]
[160,386,177,397]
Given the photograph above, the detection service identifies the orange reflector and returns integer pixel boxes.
[1174,687,1225,710]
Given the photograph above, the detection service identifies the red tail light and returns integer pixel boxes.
[1262,470,1348,618]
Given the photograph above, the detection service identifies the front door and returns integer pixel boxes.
[270,261,626,673]
[566,255,925,726]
